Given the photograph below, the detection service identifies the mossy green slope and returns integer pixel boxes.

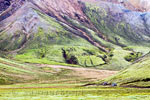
[0,8,106,68]
[12,9,140,69]
[0,1,150,70]
[84,3,150,46]
[99,52,150,87]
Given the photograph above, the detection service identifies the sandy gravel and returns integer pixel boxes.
[37,64,118,81]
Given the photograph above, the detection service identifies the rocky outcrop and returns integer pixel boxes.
[32,0,87,22]
[0,0,25,21]
[0,0,11,12]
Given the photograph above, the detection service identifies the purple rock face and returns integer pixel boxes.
[0,0,25,21]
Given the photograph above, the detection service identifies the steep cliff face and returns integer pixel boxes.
[31,0,87,22]
[0,0,11,11]
[0,0,25,21]
[0,0,150,69]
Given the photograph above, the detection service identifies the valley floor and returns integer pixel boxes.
[1,83,150,100]
[35,64,117,83]
[0,64,150,100]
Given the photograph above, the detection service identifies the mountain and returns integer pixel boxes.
[0,0,150,71]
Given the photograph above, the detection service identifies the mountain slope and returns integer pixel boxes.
[97,52,150,87]
[0,0,150,70]
[0,2,107,67]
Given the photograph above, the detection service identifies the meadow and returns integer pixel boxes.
[1,84,150,100]
[1,57,150,100]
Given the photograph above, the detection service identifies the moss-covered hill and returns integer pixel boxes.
[0,0,150,71]
[97,52,150,87]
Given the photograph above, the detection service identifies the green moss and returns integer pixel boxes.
[84,3,150,46]
[100,53,150,87]
[122,47,134,51]
[0,78,7,84]
[124,52,142,62]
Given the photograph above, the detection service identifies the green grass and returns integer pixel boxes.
[0,57,43,84]
[14,45,105,67]
[124,52,142,62]
[0,57,76,85]
[0,57,150,100]
[98,52,150,87]
[1,84,150,100]
[0,57,103,85]
[98,47,131,70]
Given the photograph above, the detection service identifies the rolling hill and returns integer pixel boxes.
[97,52,150,87]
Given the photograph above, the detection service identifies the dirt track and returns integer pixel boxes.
[0,64,118,89]
[37,64,118,81]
